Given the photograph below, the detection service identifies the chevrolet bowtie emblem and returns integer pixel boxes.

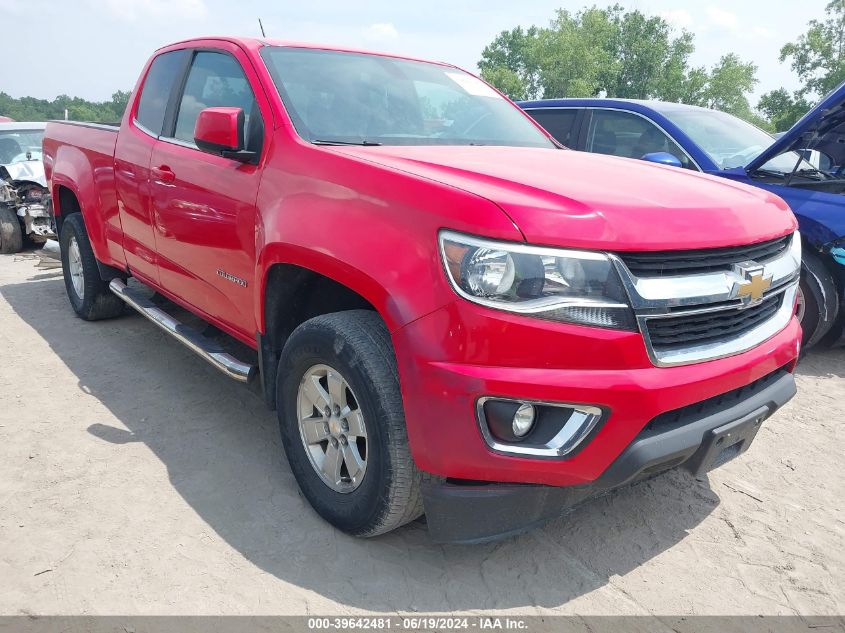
[733,263,772,304]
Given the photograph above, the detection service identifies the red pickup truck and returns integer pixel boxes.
[43,37,802,543]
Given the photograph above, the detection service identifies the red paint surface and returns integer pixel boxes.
[42,37,801,485]
[194,107,243,151]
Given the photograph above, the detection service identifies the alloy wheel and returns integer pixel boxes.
[296,364,368,493]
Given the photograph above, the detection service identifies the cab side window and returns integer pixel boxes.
[136,50,188,135]
[172,51,261,151]
[585,110,692,169]
[525,109,579,147]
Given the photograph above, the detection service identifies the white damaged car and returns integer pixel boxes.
[0,122,55,253]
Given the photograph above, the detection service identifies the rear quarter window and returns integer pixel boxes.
[136,50,187,135]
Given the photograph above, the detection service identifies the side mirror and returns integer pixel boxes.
[640,151,682,168]
[194,107,257,163]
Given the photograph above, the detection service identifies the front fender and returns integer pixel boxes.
[252,143,523,336]
[256,241,404,333]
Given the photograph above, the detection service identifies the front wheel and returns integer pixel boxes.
[0,205,23,254]
[277,310,425,537]
[796,250,839,349]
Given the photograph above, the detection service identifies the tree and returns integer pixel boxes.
[477,4,761,124]
[699,54,758,116]
[758,88,812,131]
[0,91,131,123]
[110,91,132,121]
[780,0,845,99]
[478,26,542,101]
[533,8,612,98]
[755,1,843,134]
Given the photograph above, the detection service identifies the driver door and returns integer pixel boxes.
[148,45,269,340]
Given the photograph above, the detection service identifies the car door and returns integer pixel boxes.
[148,45,269,339]
[583,109,695,169]
[115,49,189,284]
[521,107,583,148]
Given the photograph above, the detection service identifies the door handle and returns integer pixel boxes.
[151,165,175,184]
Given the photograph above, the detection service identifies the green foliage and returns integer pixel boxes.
[0,90,131,124]
[478,26,543,101]
[478,4,762,122]
[700,54,758,117]
[758,88,813,131]
[779,0,845,99]
[754,1,843,135]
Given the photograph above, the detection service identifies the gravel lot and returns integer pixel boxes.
[0,251,842,616]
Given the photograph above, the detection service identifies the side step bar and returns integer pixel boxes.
[109,279,257,384]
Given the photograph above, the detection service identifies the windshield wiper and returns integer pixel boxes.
[312,139,382,146]
[794,167,829,181]
[750,168,786,178]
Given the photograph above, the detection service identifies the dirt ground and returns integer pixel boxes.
[0,251,842,616]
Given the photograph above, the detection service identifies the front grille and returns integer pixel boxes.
[618,235,791,277]
[646,293,782,352]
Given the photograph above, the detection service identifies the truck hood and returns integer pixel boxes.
[747,79,845,172]
[335,145,796,250]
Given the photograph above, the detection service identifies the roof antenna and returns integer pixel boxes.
[258,18,266,38]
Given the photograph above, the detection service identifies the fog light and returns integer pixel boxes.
[512,403,536,437]
[478,397,605,458]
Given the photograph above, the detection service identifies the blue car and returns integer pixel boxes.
[519,84,845,349]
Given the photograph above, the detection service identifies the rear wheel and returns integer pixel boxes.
[796,250,839,349]
[0,205,22,254]
[59,214,125,320]
[277,310,425,537]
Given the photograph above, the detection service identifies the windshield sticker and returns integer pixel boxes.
[445,72,501,99]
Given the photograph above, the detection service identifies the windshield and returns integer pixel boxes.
[260,47,555,148]
[0,129,43,165]
[660,109,803,173]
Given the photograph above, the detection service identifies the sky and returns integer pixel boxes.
[0,0,832,104]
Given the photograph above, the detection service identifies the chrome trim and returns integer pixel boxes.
[440,229,799,368]
[438,230,628,315]
[611,233,801,311]
[158,135,199,150]
[476,397,604,459]
[109,279,256,383]
[615,232,801,367]
[640,282,798,367]
[132,118,159,141]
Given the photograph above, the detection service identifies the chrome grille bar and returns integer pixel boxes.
[614,232,801,367]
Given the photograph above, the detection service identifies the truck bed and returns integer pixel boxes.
[44,120,119,158]
[42,120,123,268]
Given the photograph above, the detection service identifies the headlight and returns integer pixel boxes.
[439,230,635,330]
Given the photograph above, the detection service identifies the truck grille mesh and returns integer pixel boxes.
[645,294,782,352]
[619,235,791,277]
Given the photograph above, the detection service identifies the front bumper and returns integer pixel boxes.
[422,368,796,543]
[393,301,801,487]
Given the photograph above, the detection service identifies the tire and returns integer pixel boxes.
[0,205,23,254]
[277,310,425,537]
[796,250,839,349]
[59,213,125,320]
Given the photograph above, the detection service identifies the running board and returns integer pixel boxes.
[109,279,257,384]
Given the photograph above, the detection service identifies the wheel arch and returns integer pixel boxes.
[53,184,126,282]
[256,246,395,409]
